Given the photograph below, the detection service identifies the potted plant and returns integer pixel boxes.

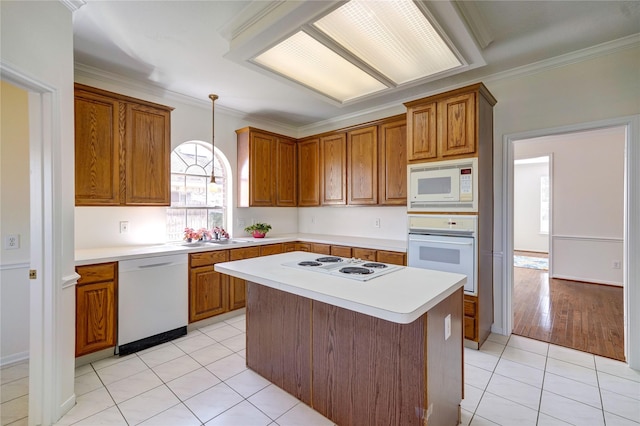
[244,222,272,238]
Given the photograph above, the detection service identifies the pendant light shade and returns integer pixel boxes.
[209,94,218,183]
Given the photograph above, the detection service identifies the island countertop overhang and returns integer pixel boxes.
[215,251,466,324]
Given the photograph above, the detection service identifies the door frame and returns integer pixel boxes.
[1,62,69,425]
[502,115,640,369]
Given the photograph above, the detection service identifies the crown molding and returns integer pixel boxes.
[483,33,640,85]
[75,33,639,136]
[59,0,86,12]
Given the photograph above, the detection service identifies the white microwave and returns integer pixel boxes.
[407,157,478,212]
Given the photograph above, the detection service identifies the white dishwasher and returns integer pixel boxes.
[118,253,188,355]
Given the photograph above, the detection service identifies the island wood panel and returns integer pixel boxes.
[426,287,464,426]
[311,301,428,426]
[246,282,312,405]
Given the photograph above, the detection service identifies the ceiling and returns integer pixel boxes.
[72,1,640,128]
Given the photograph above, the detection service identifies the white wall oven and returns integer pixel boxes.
[408,214,477,295]
[408,157,478,212]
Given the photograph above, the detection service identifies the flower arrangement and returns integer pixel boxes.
[244,222,272,238]
[183,226,229,242]
[183,227,211,242]
[211,226,229,239]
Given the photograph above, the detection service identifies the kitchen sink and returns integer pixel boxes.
[208,239,244,245]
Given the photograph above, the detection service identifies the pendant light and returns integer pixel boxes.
[209,94,219,183]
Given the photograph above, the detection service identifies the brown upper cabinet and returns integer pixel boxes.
[74,84,172,206]
[405,83,496,162]
[236,127,297,207]
[347,126,378,205]
[378,117,407,205]
[297,138,321,207]
[320,133,347,205]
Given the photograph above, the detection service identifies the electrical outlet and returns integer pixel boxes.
[119,221,129,234]
[374,218,381,228]
[4,234,20,250]
[612,260,622,269]
[444,314,451,340]
[311,216,316,224]
[238,218,246,228]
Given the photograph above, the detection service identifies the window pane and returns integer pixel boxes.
[208,179,224,207]
[186,209,208,230]
[185,175,208,206]
[166,208,187,241]
[168,141,228,241]
[170,174,187,206]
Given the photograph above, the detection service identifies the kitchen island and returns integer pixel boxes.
[215,251,465,426]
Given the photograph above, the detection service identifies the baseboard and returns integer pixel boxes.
[551,274,623,287]
[58,393,76,421]
[1,351,29,367]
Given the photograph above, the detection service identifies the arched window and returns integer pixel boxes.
[166,141,230,241]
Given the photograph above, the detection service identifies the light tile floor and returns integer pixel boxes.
[2,314,639,425]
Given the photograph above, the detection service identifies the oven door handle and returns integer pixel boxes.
[418,240,473,246]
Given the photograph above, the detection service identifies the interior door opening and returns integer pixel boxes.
[508,125,626,361]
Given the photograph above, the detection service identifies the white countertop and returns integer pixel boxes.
[75,233,407,265]
[215,251,465,324]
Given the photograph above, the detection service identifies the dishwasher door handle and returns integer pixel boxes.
[136,262,174,269]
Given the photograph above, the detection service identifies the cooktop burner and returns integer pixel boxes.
[298,261,322,267]
[339,267,373,275]
[315,257,342,263]
[361,262,387,269]
[282,255,403,281]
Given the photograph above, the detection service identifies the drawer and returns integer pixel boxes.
[376,250,406,265]
[230,246,261,260]
[76,262,116,285]
[260,243,284,256]
[331,245,352,257]
[464,298,477,317]
[352,247,376,261]
[464,316,477,341]
[190,250,229,267]
[311,243,331,255]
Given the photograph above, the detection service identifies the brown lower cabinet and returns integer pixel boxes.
[464,294,478,341]
[75,262,117,357]
[189,251,230,323]
[188,242,406,324]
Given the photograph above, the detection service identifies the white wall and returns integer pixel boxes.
[1,0,77,422]
[0,81,31,364]
[514,160,549,253]
[298,206,407,240]
[487,45,640,334]
[514,128,625,285]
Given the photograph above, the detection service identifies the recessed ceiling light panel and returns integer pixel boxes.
[313,0,462,85]
[253,31,388,103]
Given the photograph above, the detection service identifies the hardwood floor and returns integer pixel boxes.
[512,254,625,361]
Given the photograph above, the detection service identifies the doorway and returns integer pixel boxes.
[503,117,640,369]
